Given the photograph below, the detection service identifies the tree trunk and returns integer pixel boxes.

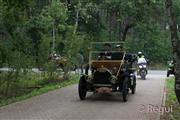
[165,0,180,103]
[52,21,56,51]
[122,25,131,41]
[108,10,112,41]
[74,8,79,34]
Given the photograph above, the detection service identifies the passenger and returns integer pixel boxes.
[112,45,136,62]
[115,44,123,51]
[111,44,124,60]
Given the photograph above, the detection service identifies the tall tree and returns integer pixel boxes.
[165,0,180,103]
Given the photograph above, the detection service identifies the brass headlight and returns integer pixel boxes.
[109,75,117,84]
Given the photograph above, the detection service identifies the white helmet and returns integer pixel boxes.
[54,54,57,57]
[138,51,142,55]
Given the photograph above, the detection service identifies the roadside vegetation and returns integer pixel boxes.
[0,72,79,107]
[161,77,180,120]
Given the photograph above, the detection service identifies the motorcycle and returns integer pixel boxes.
[167,61,174,77]
[138,63,147,80]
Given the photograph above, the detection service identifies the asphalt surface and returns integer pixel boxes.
[0,70,166,120]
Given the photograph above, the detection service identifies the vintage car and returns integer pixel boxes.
[78,42,136,102]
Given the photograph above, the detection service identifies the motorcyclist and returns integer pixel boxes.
[137,51,148,75]
[167,60,175,77]
[137,51,147,64]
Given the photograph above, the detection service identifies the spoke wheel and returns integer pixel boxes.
[122,77,129,102]
[78,76,87,100]
[131,76,136,94]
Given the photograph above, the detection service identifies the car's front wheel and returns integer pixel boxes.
[122,77,129,102]
[131,76,136,94]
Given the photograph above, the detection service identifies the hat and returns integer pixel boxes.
[116,44,123,48]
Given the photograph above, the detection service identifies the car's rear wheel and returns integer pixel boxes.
[78,76,87,100]
[167,71,170,77]
[122,77,129,102]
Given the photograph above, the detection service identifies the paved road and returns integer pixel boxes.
[0,70,166,120]
[0,68,41,73]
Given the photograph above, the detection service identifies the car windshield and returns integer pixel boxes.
[90,42,126,61]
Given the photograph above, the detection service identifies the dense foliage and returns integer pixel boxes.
[0,0,174,67]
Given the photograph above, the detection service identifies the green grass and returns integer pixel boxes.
[161,77,180,120]
[0,74,79,107]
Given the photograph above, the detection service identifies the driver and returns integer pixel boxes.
[98,43,112,60]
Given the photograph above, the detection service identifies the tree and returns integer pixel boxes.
[165,0,180,103]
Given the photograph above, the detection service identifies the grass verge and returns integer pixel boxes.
[161,77,180,120]
[0,74,79,107]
